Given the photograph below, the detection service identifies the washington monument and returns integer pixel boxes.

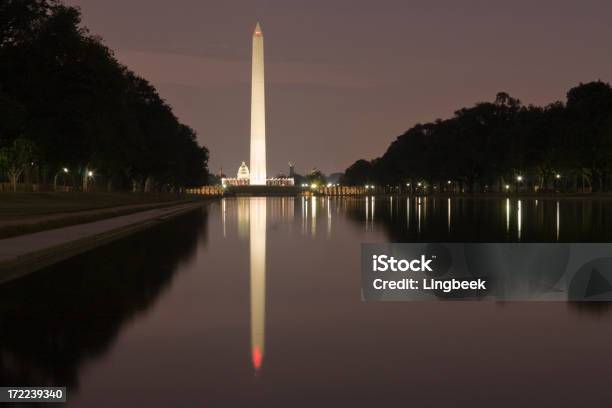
[249,22,266,185]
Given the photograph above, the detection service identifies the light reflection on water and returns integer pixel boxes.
[345,195,612,242]
[447,197,451,233]
[248,198,266,373]
[1,196,612,407]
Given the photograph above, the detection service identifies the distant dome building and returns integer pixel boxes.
[237,161,250,180]
[222,161,250,186]
[222,160,294,187]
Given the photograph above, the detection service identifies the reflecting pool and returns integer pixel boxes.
[1,197,611,407]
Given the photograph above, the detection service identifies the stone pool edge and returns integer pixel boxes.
[0,201,209,285]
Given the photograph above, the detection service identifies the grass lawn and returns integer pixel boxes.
[0,192,193,221]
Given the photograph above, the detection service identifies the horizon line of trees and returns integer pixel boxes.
[342,81,612,193]
[0,0,209,193]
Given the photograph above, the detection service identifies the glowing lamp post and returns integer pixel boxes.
[515,175,524,193]
[554,173,562,192]
[83,169,94,192]
[54,167,71,191]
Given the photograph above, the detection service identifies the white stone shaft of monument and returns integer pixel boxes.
[250,22,267,185]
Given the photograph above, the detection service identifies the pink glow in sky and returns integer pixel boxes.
[67,0,612,175]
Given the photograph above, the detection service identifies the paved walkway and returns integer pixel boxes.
[0,200,182,228]
[0,201,205,283]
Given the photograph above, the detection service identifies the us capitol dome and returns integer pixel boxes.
[237,161,250,180]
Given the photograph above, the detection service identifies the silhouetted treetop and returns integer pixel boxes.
[0,0,209,191]
[343,82,612,193]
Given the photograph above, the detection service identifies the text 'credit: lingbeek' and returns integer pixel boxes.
[361,243,612,301]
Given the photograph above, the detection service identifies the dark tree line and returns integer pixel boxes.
[343,82,612,193]
[0,0,209,192]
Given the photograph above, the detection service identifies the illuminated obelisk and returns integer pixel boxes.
[249,22,267,185]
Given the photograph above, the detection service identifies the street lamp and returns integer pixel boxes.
[516,175,523,182]
[87,171,94,177]
[447,180,451,184]
[63,167,69,173]
[505,184,510,190]
[555,173,561,179]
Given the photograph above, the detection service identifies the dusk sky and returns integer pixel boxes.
[67,0,612,175]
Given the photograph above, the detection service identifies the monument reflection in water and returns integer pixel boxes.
[230,197,295,374]
[248,198,266,372]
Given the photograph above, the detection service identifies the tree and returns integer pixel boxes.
[306,168,326,186]
[341,159,374,185]
[0,138,36,191]
[0,0,210,191]
[343,83,612,193]
[564,81,612,191]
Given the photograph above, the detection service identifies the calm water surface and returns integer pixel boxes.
[1,197,612,407]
